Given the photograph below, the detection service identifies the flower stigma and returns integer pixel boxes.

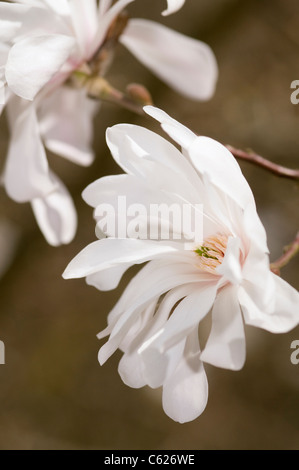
[195,233,228,274]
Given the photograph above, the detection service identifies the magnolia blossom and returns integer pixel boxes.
[63,106,299,423]
[0,0,217,245]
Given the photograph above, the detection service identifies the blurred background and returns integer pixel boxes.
[0,0,298,450]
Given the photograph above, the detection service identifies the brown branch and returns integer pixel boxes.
[226,145,299,180]
[270,232,299,275]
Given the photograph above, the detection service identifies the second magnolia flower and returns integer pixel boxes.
[63,106,299,423]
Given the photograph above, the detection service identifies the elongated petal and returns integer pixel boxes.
[63,238,180,279]
[162,0,185,16]
[139,282,217,360]
[239,274,299,333]
[69,0,98,56]
[188,137,255,209]
[0,3,33,41]
[31,173,77,246]
[4,99,56,202]
[91,0,134,58]
[216,236,242,285]
[144,106,197,150]
[162,329,208,423]
[6,34,76,100]
[121,19,218,101]
[39,86,99,166]
[86,263,131,291]
[200,284,246,370]
[98,260,209,364]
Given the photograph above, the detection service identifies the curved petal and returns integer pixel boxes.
[86,263,131,291]
[31,173,77,246]
[162,0,185,16]
[121,19,218,101]
[188,137,255,209]
[4,99,56,202]
[5,34,76,100]
[69,0,98,56]
[162,329,208,424]
[39,86,99,166]
[144,105,197,151]
[200,284,246,370]
[216,236,242,285]
[239,274,299,333]
[63,238,180,279]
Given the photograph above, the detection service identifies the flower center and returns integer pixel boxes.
[195,233,228,274]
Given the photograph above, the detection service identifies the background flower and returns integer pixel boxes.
[0,0,217,245]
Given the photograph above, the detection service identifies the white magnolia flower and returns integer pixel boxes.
[0,0,217,245]
[63,106,299,423]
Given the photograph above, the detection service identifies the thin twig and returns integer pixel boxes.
[270,232,299,275]
[226,145,299,180]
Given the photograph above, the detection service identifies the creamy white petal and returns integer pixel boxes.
[86,263,132,291]
[162,329,208,423]
[63,238,181,279]
[121,19,218,101]
[0,3,33,42]
[200,284,246,370]
[239,274,299,333]
[188,137,255,209]
[99,0,113,17]
[140,282,217,357]
[39,86,99,166]
[69,0,98,56]
[216,236,242,285]
[5,34,76,101]
[144,106,197,150]
[105,125,202,206]
[4,99,56,202]
[98,261,206,364]
[31,173,77,246]
[91,0,134,58]
[162,0,185,16]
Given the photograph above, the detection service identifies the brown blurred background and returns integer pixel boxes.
[0,0,298,450]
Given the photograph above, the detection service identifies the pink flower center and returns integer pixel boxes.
[195,233,228,274]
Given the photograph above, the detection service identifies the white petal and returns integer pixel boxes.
[162,329,208,423]
[86,263,131,291]
[188,137,255,209]
[118,350,147,389]
[5,34,76,100]
[216,236,242,285]
[0,3,32,42]
[63,238,180,279]
[99,0,113,17]
[105,125,202,205]
[91,0,134,57]
[98,260,205,364]
[4,99,56,202]
[239,274,299,333]
[39,86,99,166]
[69,0,98,56]
[31,173,77,246]
[200,284,246,370]
[140,282,217,358]
[121,19,218,101]
[162,0,185,16]
[144,105,197,150]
